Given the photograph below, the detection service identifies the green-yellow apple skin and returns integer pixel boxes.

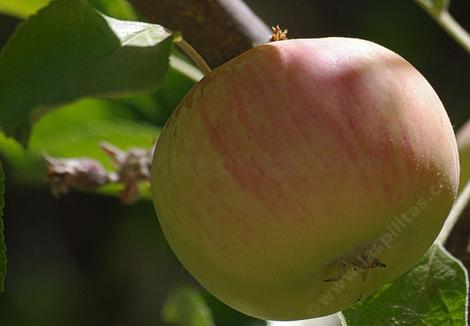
[151,38,459,320]
[457,120,470,191]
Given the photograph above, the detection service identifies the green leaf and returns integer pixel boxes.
[88,0,137,20]
[0,0,49,18]
[0,162,5,292]
[0,0,174,145]
[0,133,45,185]
[29,98,159,168]
[162,287,215,326]
[118,54,203,126]
[341,244,469,326]
[151,54,203,125]
[0,0,136,20]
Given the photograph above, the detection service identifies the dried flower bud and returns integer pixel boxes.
[100,142,154,204]
[44,155,111,197]
[270,25,288,42]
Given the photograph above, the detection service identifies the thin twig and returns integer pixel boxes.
[436,181,470,244]
[414,0,470,54]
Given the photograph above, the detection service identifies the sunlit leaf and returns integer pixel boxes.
[0,0,49,18]
[0,0,174,145]
[0,0,136,20]
[341,244,468,326]
[29,98,158,166]
[88,0,137,20]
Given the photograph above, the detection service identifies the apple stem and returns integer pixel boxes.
[175,36,212,76]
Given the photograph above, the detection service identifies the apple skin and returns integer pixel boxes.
[457,120,470,191]
[151,38,459,320]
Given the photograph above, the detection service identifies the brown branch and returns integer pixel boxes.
[128,0,272,68]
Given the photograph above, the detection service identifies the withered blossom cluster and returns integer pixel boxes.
[269,25,288,42]
[44,142,154,204]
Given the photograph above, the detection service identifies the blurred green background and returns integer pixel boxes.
[0,0,468,325]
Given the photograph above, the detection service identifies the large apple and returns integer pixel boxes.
[151,38,459,320]
[457,120,470,191]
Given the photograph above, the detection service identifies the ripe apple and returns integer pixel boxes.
[151,38,459,320]
[457,120,470,191]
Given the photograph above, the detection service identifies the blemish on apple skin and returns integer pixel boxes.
[322,243,387,303]
[323,243,387,284]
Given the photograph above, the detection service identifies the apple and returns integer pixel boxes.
[457,120,470,191]
[151,38,459,320]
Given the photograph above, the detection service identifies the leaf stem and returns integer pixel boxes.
[414,0,470,54]
[175,37,212,76]
[436,181,470,244]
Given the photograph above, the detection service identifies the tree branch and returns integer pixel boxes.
[128,0,272,68]
[414,0,470,54]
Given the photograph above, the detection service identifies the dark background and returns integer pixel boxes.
[0,1,468,325]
